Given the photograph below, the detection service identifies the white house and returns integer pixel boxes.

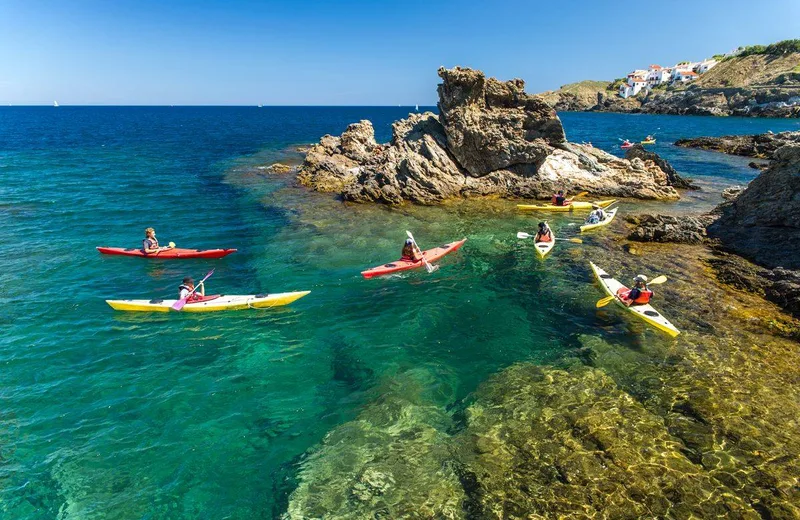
[646,64,674,86]
[619,72,649,98]
[696,59,718,74]
[673,70,699,83]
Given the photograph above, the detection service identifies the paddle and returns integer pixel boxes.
[153,241,176,256]
[172,269,214,311]
[595,275,668,308]
[573,191,588,199]
[406,231,438,273]
[516,232,582,244]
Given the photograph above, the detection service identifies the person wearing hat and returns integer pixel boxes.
[534,221,553,243]
[178,277,205,302]
[620,275,653,306]
[401,237,423,262]
[585,203,606,225]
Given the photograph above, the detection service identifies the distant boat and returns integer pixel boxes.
[415,104,419,111]
[258,104,263,108]
[53,100,59,107]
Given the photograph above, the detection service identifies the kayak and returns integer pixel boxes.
[620,142,634,149]
[361,238,467,278]
[106,291,310,312]
[589,262,680,337]
[641,139,656,145]
[97,247,237,259]
[535,232,555,258]
[580,208,618,232]
[517,199,616,212]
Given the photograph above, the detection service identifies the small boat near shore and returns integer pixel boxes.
[106,291,310,312]
[517,199,616,212]
[580,207,618,232]
[361,239,466,278]
[590,262,679,337]
[97,247,237,259]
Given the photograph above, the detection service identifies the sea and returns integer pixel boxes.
[1,106,798,518]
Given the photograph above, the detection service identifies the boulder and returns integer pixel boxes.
[674,131,800,159]
[624,144,699,189]
[626,214,715,244]
[708,144,800,269]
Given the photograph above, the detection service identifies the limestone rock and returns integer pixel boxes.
[708,144,800,269]
[624,143,698,189]
[675,131,800,159]
[626,214,715,244]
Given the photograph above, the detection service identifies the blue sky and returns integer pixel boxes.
[1,0,798,105]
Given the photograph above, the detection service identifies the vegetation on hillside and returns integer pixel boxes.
[729,39,800,59]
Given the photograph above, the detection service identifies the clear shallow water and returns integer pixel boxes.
[1,107,799,518]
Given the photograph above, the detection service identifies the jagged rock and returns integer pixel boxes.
[675,131,800,159]
[626,214,716,244]
[624,144,699,189]
[298,66,681,205]
[436,66,565,176]
[721,185,744,200]
[708,144,800,269]
[264,162,295,174]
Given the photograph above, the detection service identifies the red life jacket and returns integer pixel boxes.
[617,287,653,304]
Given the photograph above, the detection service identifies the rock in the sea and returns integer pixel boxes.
[624,143,698,189]
[708,144,800,269]
[264,162,295,174]
[298,66,681,205]
[626,214,715,244]
[675,131,800,159]
[721,185,744,201]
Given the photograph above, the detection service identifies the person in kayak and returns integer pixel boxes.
[551,190,570,206]
[534,222,553,242]
[645,135,655,142]
[619,275,653,306]
[585,204,607,225]
[178,277,205,301]
[142,227,173,254]
[401,238,423,262]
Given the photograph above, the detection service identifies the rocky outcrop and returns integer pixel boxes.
[708,144,800,269]
[675,131,800,159]
[624,144,699,189]
[299,67,681,205]
[626,214,715,244]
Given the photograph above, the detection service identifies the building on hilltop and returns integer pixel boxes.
[695,59,718,74]
[673,70,698,83]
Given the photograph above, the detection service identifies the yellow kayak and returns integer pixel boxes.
[641,139,656,145]
[517,199,616,212]
[107,291,311,312]
[580,208,618,232]
[589,262,679,337]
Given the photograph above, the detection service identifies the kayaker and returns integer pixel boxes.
[142,227,173,254]
[585,204,606,225]
[534,222,553,243]
[178,277,205,301]
[645,135,654,142]
[619,275,653,306]
[401,238,423,262]
[551,190,569,207]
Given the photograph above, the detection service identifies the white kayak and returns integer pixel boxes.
[589,262,679,337]
[535,231,556,258]
[580,207,618,232]
[106,291,311,312]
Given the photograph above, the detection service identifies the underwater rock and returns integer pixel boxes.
[298,66,680,205]
[456,363,759,518]
[264,163,296,174]
[624,143,699,189]
[625,214,715,244]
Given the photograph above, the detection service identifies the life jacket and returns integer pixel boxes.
[617,287,653,304]
[179,284,201,301]
[537,228,553,242]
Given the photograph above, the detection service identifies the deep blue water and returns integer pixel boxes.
[1,106,798,519]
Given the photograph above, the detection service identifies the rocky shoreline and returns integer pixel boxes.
[297,67,686,206]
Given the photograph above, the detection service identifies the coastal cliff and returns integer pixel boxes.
[538,45,800,117]
[298,67,681,205]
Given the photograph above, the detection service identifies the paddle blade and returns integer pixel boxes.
[168,241,176,248]
[649,275,668,285]
[596,295,615,308]
[406,230,414,241]
[517,232,532,239]
[575,191,588,199]
[171,297,188,312]
[568,238,583,244]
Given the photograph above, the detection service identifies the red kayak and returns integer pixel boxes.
[96,247,237,259]
[361,239,467,279]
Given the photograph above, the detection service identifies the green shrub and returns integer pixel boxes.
[737,39,800,57]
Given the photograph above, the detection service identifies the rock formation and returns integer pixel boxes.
[626,214,714,244]
[675,131,800,159]
[299,67,682,205]
[624,143,698,189]
[708,144,800,269]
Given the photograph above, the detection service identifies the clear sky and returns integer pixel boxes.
[1,0,798,105]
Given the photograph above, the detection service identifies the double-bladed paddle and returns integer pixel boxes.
[172,269,214,311]
[406,231,438,273]
[595,275,668,308]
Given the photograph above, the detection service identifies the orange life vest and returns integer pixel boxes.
[617,287,653,304]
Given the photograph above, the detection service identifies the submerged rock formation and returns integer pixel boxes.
[624,143,698,189]
[675,130,800,159]
[298,67,682,205]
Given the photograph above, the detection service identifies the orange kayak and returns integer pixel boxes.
[361,239,467,278]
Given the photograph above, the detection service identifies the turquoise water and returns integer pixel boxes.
[2,107,799,518]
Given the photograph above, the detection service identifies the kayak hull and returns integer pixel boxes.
[97,247,237,259]
[535,237,555,258]
[106,291,310,312]
[580,208,618,232]
[641,140,656,145]
[517,199,616,212]
[589,262,679,337]
[361,239,467,278]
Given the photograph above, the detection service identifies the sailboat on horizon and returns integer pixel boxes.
[53,100,59,107]
[415,104,419,111]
